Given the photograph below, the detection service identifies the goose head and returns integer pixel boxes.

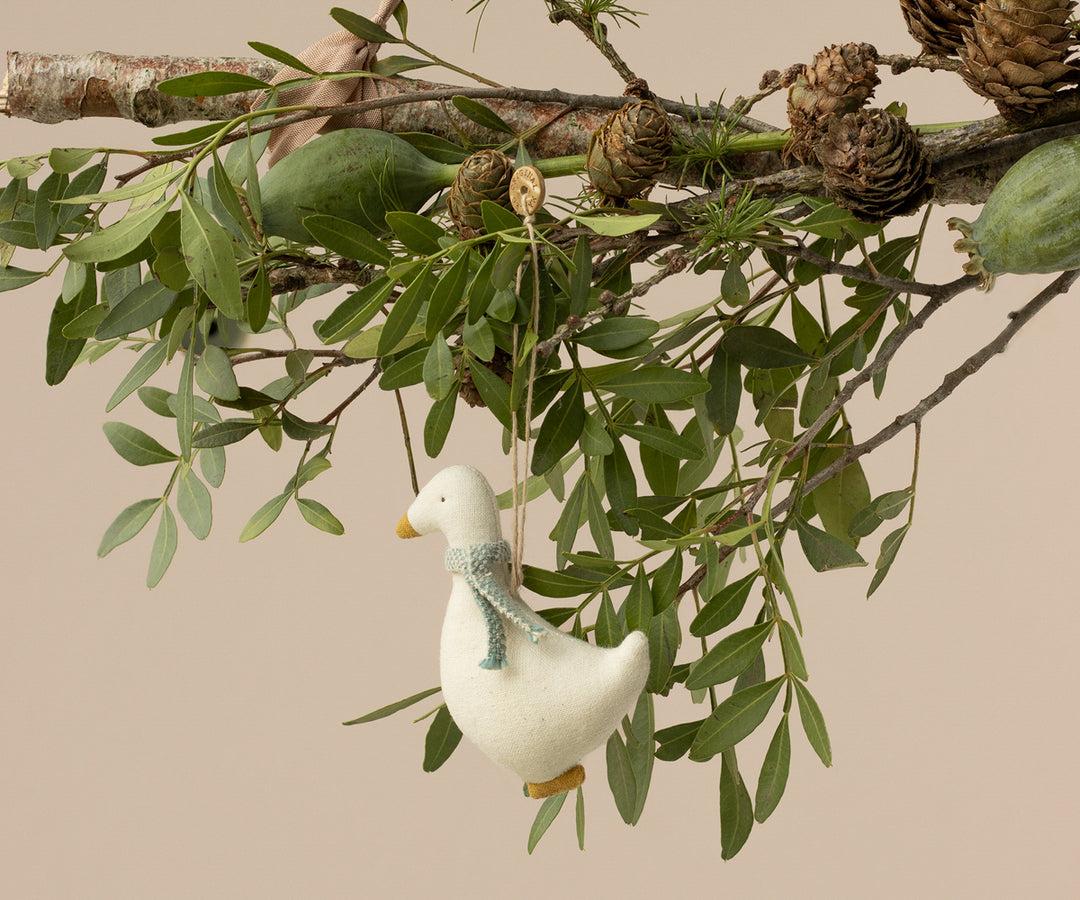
[396,465,504,548]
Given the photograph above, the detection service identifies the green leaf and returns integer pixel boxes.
[156,71,270,97]
[45,275,97,385]
[569,235,592,318]
[686,621,775,690]
[246,265,272,332]
[521,565,596,598]
[247,41,317,74]
[422,704,462,773]
[793,679,832,766]
[194,344,240,401]
[426,252,470,340]
[705,345,741,435]
[627,691,654,824]
[371,55,436,77]
[297,498,345,535]
[379,344,427,391]
[650,550,683,613]
[575,787,585,851]
[176,466,213,539]
[481,200,523,235]
[779,619,808,682]
[0,266,46,293]
[595,589,623,649]
[848,489,913,539]
[331,6,400,43]
[342,685,442,725]
[467,358,512,429]
[797,199,881,241]
[647,604,680,695]
[603,437,638,535]
[385,211,444,255]
[462,316,494,361]
[689,676,785,762]
[4,155,43,178]
[146,504,178,588]
[619,422,702,461]
[624,566,653,634]
[720,750,754,860]
[424,389,457,457]
[579,412,613,457]
[795,517,867,571]
[868,523,910,598]
[98,498,161,557]
[576,317,659,354]
[813,443,872,548]
[602,366,710,403]
[48,147,97,174]
[149,122,229,148]
[302,214,392,266]
[281,410,335,442]
[287,349,314,385]
[654,719,704,762]
[239,492,290,542]
[451,95,516,134]
[319,275,394,344]
[200,444,226,488]
[422,337,455,401]
[689,572,758,637]
[103,422,178,466]
[64,199,170,264]
[531,382,585,476]
[96,280,178,340]
[180,193,243,319]
[34,170,67,250]
[584,477,615,560]
[0,220,39,250]
[176,343,195,462]
[722,326,816,369]
[721,259,750,306]
[574,212,661,237]
[755,715,791,823]
[106,339,168,412]
[378,262,434,357]
[606,730,637,825]
[191,419,260,448]
[527,792,567,855]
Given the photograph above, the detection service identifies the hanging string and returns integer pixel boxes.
[508,166,546,593]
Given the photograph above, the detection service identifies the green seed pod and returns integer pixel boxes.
[947,134,1080,290]
[260,129,459,244]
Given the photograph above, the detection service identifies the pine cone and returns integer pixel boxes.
[447,149,515,238]
[586,99,673,203]
[786,43,880,163]
[958,0,1080,118]
[815,108,934,222]
[900,0,978,56]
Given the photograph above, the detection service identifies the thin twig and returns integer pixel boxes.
[395,389,420,495]
[545,0,639,84]
[318,364,380,424]
[772,268,1080,515]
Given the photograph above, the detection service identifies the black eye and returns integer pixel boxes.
[440,496,446,502]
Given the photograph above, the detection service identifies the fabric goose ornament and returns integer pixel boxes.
[396,465,650,799]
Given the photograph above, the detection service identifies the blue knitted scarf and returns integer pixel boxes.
[444,540,547,670]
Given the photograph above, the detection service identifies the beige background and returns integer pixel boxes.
[3,2,1079,897]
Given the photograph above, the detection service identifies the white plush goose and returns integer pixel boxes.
[396,465,649,798]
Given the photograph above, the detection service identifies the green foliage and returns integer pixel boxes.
[4,4,992,860]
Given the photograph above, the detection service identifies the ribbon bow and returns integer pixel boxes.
[445,540,547,670]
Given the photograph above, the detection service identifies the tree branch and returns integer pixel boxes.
[778,267,1080,513]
